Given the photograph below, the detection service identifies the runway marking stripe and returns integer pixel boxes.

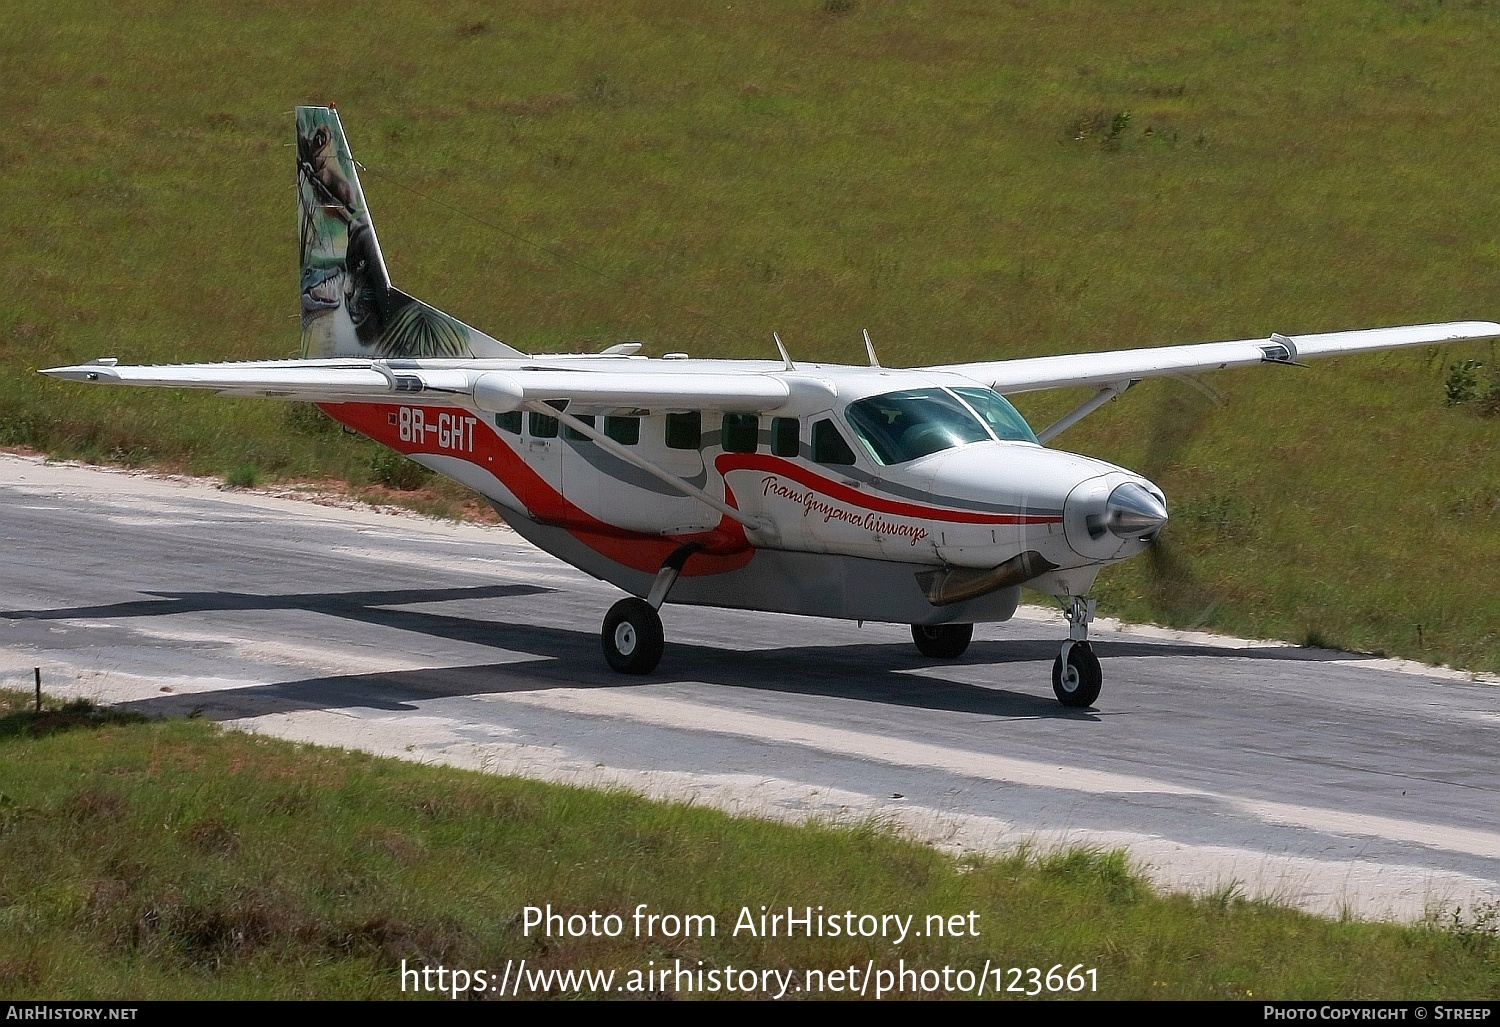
[494,689,1500,860]
[496,689,1200,795]
[1233,800,1500,860]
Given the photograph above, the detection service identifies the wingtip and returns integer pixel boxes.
[39,365,121,382]
[1436,319,1500,335]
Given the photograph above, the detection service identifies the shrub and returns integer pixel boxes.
[283,403,341,437]
[370,450,431,491]
[1478,379,1500,418]
[224,464,262,488]
[1070,110,1132,148]
[1446,359,1482,405]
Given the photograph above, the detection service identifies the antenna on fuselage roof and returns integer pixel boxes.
[862,328,881,368]
[773,331,795,371]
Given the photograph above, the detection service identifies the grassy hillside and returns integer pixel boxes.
[2,690,1496,999]
[2,1,1499,667]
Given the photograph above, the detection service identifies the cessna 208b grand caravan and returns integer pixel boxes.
[42,106,1500,707]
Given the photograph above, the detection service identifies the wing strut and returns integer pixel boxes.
[1036,380,1135,445]
[531,402,769,532]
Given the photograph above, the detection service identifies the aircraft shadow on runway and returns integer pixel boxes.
[0,584,553,622]
[3,583,1392,725]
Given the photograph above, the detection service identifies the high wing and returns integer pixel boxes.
[38,358,792,413]
[938,321,1500,394]
[42,319,1500,410]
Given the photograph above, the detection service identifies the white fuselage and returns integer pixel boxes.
[321,357,1166,625]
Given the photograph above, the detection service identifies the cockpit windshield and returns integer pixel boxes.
[844,387,1037,465]
[951,387,1038,444]
[845,388,990,464]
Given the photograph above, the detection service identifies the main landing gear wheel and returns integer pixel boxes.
[911,623,973,659]
[602,598,664,674]
[1052,640,1101,707]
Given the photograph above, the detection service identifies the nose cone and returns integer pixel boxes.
[1105,482,1169,539]
[1063,473,1168,561]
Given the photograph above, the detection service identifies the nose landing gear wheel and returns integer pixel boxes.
[911,623,973,659]
[1052,640,1101,707]
[602,598,664,674]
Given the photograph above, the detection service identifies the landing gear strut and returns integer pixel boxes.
[600,545,696,675]
[1053,597,1101,707]
[911,623,973,659]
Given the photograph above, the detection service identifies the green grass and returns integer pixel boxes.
[0,689,1495,1000]
[3,1,1500,668]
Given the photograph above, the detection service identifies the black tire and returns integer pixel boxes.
[1052,641,1102,707]
[911,623,974,659]
[601,598,664,674]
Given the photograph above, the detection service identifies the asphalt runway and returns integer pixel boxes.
[2,453,1497,920]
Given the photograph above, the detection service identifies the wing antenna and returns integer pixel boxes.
[774,331,795,370]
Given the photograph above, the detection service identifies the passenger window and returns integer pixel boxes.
[722,413,758,454]
[771,417,799,457]
[494,411,522,435]
[528,411,558,438]
[604,415,639,445]
[812,418,857,465]
[563,414,595,442]
[528,400,565,439]
[665,411,701,450]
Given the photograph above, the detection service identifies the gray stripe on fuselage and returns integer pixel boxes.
[564,435,708,493]
[565,429,1059,519]
[842,465,1063,518]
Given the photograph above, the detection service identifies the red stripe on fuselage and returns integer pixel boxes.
[713,453,1061,525]
[317,402,752,577]
[316,403,1057,580]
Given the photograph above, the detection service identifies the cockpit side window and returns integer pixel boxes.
[844,388,990,465]
[811,418,857,465]
[950,387,1037,444]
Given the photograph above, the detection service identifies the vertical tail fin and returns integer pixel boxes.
[295,105,522,359]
